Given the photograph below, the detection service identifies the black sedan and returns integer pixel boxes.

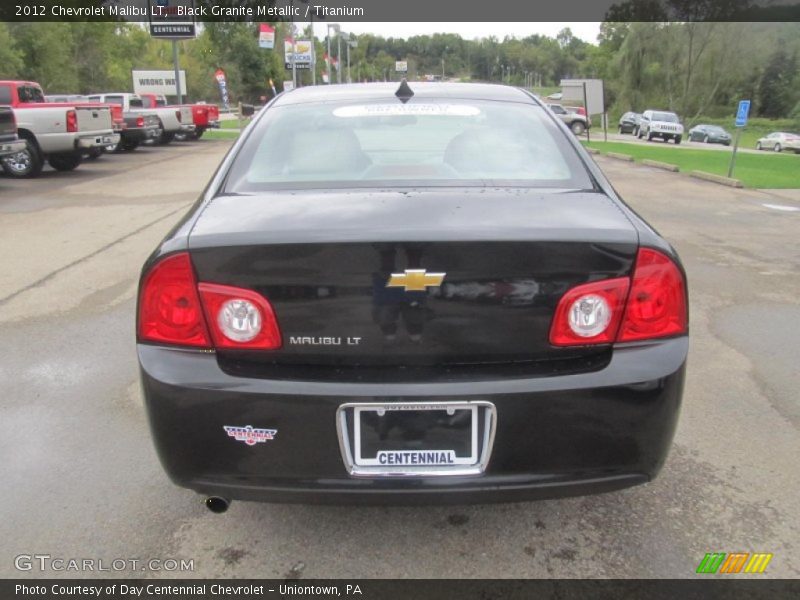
[688,124,732,145]
[618,111,641,134]
[137,82,688,510]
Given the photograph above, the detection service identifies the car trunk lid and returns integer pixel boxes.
[188,188,639,366]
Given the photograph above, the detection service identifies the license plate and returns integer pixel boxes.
[102,136,112,144]
[353,404,479,468]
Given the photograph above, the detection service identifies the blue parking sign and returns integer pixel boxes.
[735,100,750,127]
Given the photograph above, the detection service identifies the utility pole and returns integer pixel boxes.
[337,31,342,83]
[289,2,297,89]
[172,40,182,104]
[326,29,332,84]
[328,24,340,84]
[308,5,315,85]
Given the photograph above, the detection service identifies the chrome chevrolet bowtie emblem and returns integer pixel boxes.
[386,269,445,292]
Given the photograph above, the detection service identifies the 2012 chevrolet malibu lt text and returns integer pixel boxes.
[137,82,688,511]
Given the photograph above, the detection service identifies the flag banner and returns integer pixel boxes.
[214,68,230,110]
[258,23,275,49]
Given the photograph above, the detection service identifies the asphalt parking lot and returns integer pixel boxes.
[1,141,798,579]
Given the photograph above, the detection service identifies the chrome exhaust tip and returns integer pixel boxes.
[205,496,230,514]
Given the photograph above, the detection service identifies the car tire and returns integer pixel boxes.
[647,132,654,141]
[703,135,709,144]
[675,136,682,145]
[1,138,43,178]
[158,132,175,145]
[87,147,104,160]
[774,143,782,152]
[756,141,762,150]
[570,121,585,136]
[48,153,82,172]
[634,127,640,137]
[194,129,205,140]
[120,139,140,152]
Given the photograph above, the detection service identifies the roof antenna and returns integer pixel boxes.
[395,79,414,104]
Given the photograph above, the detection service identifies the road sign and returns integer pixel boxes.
[395,61,408,73]
[735,100,751,127]
[148,0,197,39]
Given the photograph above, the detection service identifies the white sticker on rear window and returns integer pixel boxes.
[333,104,480,118]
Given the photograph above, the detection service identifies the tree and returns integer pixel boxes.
[757,49,799,118]
[0,22,24,79]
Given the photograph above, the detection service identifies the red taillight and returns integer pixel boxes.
[549,277,630,346]
[137,253,211,348]
[198,283,282,350]
[176,110,182,123]
[136,115,144,128]
[66,110,77,133]
[550,248,687,346]
[617,248,687,342]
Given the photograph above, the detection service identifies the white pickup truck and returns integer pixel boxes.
[99,92,194,145]
[85,93,162,151]
[0,80,120,177]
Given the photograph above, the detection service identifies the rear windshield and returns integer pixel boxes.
[18,86,45,103]
[651,112,679,123]
[225,99,593,191]
[130,98,144,108]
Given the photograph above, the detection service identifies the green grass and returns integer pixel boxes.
[585,141,800,189]
[202,127,241,140]
[218,119,247,130]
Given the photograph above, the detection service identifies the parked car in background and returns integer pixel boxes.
[637,110,684,144]
[137,93,195,144]
[86,93,162,151]
[563,105,587,116]
[618,112,641,135]
[178,101,220,140]
[0,80,119,177]
[755,132,800,153]
[546,103,590,135]
[687,124,732,146]
[0,106,26,160]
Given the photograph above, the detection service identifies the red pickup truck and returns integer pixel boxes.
[139,93,219,140]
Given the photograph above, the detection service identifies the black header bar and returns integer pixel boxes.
[2,0,799,22]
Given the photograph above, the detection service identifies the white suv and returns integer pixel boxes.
[637,110,684,144]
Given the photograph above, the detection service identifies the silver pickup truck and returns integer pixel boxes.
[102,93,194,145]
[85,93,162,151]
[0,80,120,177]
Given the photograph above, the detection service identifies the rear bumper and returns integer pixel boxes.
[76,132,120,149]
[0,139,26,156]
[121,126,160,142]
[139,337,687,505]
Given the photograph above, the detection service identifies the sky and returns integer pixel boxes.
[311,22,602,44]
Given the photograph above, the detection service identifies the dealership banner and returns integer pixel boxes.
[132,69,187,96]
[258,23,275,49]
[284,37,313,70]
[214,68,230,110]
